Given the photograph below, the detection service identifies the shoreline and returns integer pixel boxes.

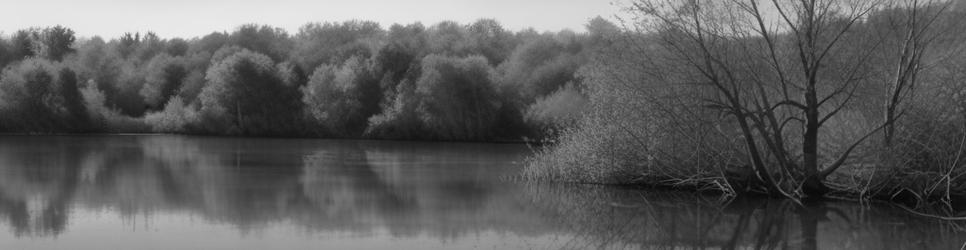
[519,166,966,219]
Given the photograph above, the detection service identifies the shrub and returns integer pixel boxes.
[523,51,736,192]
[144,96,199,133]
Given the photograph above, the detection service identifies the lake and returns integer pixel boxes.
[0,135,962,249]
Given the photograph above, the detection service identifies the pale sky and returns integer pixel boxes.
[0,0,621,39]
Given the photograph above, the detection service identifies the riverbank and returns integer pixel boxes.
[523,139,966,216]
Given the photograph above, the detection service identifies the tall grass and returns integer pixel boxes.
[523,51,740,194]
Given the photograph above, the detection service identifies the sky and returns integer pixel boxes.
[0,0,622,39]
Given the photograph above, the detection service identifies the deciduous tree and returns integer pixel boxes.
[199,49,302,135]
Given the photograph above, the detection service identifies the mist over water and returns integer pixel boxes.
[0,135,961,249]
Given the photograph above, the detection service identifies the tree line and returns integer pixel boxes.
[0,18,619,140]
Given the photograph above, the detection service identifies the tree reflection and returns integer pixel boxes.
[524,184,966,249]
[0,137,86,236]
[0,136,535,239]
[0,135,961,249]
[298,145,412,231]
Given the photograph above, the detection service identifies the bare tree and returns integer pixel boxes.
[628,0,913,199]
[876,0,957,145]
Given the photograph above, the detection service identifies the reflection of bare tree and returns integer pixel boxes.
[524,184,966,249]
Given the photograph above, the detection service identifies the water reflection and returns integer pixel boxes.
[0,135,962,249]
[526,185,966,249]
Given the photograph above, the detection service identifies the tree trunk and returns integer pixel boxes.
[236,100,243,134]
[803,85,829,198]
[734,110,782,194]
[884,105,897,146]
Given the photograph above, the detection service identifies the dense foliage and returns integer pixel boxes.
[0,19,611,140]
[526,0,966,207]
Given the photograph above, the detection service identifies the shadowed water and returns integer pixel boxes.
[0,135,962,249]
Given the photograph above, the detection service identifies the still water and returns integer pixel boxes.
[0,135,963,249]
